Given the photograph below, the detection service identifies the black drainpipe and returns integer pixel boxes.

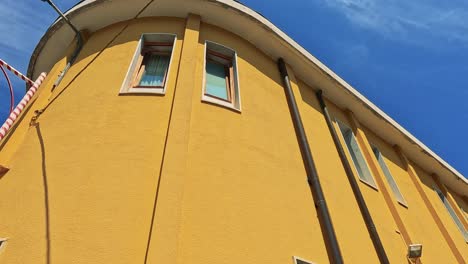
[277,59,343,264]
[316,90,390,264]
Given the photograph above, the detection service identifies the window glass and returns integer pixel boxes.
[138,54,170,87]
[202,41,241,111]
[119,33,176,95]
[372,147,407,206]
[435,188,468,241]
[205,60,229,100]
[337,121,377,188]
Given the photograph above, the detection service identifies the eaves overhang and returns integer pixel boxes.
[27,0,468,197]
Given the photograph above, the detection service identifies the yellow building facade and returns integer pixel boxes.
[0,1,467,263]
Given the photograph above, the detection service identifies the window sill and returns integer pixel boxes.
[202,95,241,113]
[397,201,409,208]
[359,178,379,191]
[120,87,166,95]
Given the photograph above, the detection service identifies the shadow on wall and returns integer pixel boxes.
[452,194,468,221]
[297,76,456,204]
[296,80,322,114]
[33,122,52,264]
[36,0,158,119]
[42,12,288,120]
[197,23,284,88]
[37,22,136,117]
[298,73,468,259]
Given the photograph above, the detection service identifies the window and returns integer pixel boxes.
[336,120,378,189]
[133,44,171,88]
[120,33,176,94]
[293,256,315,264]
[434,187,468,242]
[202,41,241,111]
[372,146,408,207]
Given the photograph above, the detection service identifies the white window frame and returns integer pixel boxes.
[372,146,408,207]
[335,119,378,190]
[119,33,177,95]
[434,186,468,242]
[202,40,241,112]
[293,256,315,264]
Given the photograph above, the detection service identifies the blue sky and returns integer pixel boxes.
[0,0,467,177]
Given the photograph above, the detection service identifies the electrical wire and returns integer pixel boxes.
[0,65,14,114]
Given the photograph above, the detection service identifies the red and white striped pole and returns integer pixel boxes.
[0,72,47,141]
[0,59,34,86]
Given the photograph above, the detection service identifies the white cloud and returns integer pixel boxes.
[0,0,51,55]
[0,0,78,65]
[322,0,468,45]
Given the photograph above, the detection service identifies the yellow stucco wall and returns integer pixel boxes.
[320,101,409,263]
[172,22,329,264]
[0,14,466,264]
[294,80,385,263]
[365,129,461,264]
[0,17,186,263]
[413,165,468,262]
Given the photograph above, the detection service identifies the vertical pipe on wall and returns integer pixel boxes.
[395,146,466,263]
[277,58,343,264]
[316,90,390,264]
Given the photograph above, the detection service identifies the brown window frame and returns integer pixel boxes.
[132,42,173,89]
[204,50,235,103]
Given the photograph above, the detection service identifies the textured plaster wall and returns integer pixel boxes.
[0,17,185,263]
[413,165,468,262]
[365,129,461,263]
[0,14,466,264]
[174,22,329,264]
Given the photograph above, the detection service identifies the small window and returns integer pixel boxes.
[434,187,468,242]
[202,41,241,111]
[293,256,315,264]
[336,120,378,189]
[372,146,408,207]
[120,33,176,94]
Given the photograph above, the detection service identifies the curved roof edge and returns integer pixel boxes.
[27,0,467,196]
